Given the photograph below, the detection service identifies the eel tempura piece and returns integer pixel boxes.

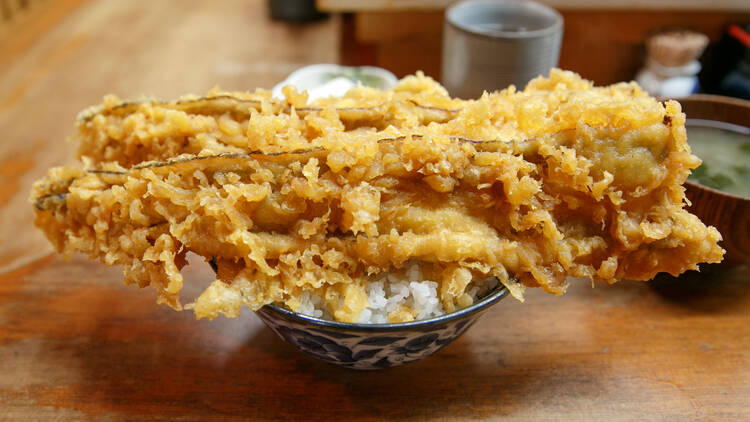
[30,70,724,322]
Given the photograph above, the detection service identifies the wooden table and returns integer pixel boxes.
[1,1,749,420]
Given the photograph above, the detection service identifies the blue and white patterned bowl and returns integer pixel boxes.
[254,285,509,369]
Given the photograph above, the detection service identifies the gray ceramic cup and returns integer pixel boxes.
[441,0,563,99]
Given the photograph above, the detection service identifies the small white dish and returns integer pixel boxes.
[272,64,398,102]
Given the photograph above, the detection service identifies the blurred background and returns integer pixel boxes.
[325,0,750,92]
[2,0,750,96]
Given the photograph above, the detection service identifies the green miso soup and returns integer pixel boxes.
[686,119,750,198]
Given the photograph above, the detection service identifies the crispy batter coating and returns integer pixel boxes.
[31,70,724,322]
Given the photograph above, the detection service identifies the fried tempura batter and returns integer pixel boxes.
[31,70,724,322]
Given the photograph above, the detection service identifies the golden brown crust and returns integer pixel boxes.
[31,70,724,322]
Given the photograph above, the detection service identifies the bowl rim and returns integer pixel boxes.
[260,284,510,332]
[685,180,750,202]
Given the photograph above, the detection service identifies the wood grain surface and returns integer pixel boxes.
[1,1,749,421]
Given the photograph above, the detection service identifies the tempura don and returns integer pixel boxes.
[31,70,724,323]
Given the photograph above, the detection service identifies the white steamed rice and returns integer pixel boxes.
[290,262,499,324]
